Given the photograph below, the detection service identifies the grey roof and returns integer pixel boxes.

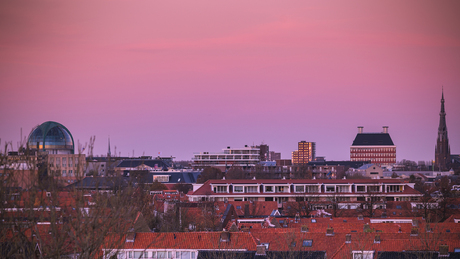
[67,177,129,190]
[352,133,394,146]
[308,161,368,169]
[127,171,201,185]
[116,159,171,169]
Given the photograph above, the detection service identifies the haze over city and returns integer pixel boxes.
[1,0,459,162]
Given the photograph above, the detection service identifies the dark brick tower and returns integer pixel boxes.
[435,89,451,171]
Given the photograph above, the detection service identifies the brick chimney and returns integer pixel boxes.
[382,126,388,134]
[358,126,364,134]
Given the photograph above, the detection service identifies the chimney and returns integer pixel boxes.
[382,126,389,134]
[374,235,380,243]
[358,126,364,134]
[346,234,351,243]
[439,244,449,256]
[256,244,267,256]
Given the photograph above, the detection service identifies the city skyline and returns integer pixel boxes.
[1,0,459,162]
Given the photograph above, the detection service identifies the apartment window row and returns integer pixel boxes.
[351,148,396,152]
[113,250,197,259]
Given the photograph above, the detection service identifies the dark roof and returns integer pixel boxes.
[352,133,394,146]
[128,171,201,185]
[116,159,171,169]
[67,177,129,190]
[308,161,368,168]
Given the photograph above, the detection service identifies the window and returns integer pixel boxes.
[368,186,379,192]
[302,240,313,247]
[356,186,365,192]
[56,157,61,167]
[69,157,73,167]
[214,186,228,193]
[295,186,305,192]
[245,186,258,193]
[325,186,335,192]
[153,175,170,183]
[352,251,374,259]
[306,186,319,193]
[62,157,67,167]
[337,186,349,193]
[265,186,274,192]
[234,186,243,193]
[69,170,73,176]
[62,170,66,177]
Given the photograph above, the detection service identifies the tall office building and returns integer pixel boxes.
[350,126,396,166]
[435,89,451,171]
[292,141,315,165]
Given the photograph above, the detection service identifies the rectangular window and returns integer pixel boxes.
[325,186,335,192]
[337,186,349,193]
[368,186,379,192]
[234,186,243,192]
[62,170,66,177]
[245,186,258,193]
[265,186,274,192]
[356,186,365,192]
[69,157,73,167]
[158,251,167,258]
[295,186,305,192]
[62,157,67,167]
[215,186,228,193]
[302,240,313,247]
[56,157,61,167]
[306,186,318,193]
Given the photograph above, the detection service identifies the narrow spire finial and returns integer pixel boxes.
[108,136,111,157]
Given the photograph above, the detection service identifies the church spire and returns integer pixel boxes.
[108,136,111,157]
[435,88,450,170]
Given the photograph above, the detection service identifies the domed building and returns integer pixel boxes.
[27,121,74,155]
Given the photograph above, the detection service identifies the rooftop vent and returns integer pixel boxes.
[374,235,380,243]
[358,126,364,134]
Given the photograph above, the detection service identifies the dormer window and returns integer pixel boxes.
[214,186,228,193]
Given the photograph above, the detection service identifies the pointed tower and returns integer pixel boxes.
[107,136,111,157]
[435,89,451,170]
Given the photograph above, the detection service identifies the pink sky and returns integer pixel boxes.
[1,0,459,162]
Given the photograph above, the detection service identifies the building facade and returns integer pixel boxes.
[350,126,396,166]
[188,178,422,207]
[292,141,315,165]
[192,145,260,170]
[435,90,451,171]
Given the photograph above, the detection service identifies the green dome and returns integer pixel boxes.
[27,121,74,154]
